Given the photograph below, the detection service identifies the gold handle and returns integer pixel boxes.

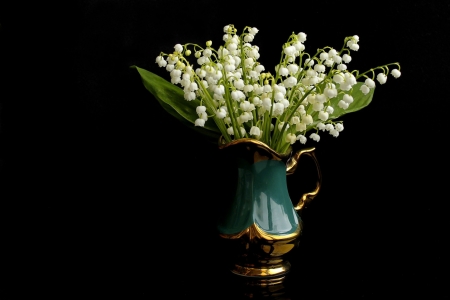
[286,147,322,211]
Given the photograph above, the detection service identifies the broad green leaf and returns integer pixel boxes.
[131,66,220,134]
[329,82,375,118]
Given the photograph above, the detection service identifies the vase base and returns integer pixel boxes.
[230,261,290,286]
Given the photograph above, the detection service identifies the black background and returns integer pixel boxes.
[1,1,449,299]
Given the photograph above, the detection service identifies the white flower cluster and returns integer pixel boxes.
[155,25,401,153]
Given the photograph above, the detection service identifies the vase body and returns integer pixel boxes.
[217,138,321,285]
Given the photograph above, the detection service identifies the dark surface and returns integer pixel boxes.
[1,1,449,299]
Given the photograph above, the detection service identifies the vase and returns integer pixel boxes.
[217,138,321,286]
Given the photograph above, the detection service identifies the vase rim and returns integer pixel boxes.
[218,136,292,160]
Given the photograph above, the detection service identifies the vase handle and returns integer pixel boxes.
[286,147,322,211]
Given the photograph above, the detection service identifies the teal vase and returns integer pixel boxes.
[217,138,321,285]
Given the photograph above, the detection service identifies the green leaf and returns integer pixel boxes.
[131,66,220,134]
[329,82,375,118]
[306,82,375,131]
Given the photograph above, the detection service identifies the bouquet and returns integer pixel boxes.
[133,24,401,154]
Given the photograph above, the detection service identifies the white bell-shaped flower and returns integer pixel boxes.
[296,122,306,132]
[365,78,376,88]
[318,111,329,121]
[360,84,370,95]
[317,122,326,131]
[335,123,344,132]
[338,100,349,109]
[337,64,347,71]
[250,126,261,136]
[195,118,205,127]
[286,133,296,145]
[310,133,320,142]
[279,67,289,77]
[330,129,339,137]
[287,64,299,74]
[391,69,401,78]
[284,46,296,56]
[326,106,334,114]
[377,73,387,84]
[342,54,352,63]
[303,114,313,125]
[313,102,324,112]
[297,134,307,144]
[343,94,354,104]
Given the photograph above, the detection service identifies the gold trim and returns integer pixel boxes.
[232,262,290,277]
[220,223,301,241]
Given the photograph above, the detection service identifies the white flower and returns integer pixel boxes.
[342,54,352,63]
[333,74,344,84]
[262,98,272,110]
[166,64,174,72]
[234,79,245,89]
[284,76,297,88]
[365,78,376,88]
[343,94,354,104]
[157,58,167,67]
[314,64,326,73]
[360,84,370,95]
[284,46,296,56]
[244,34,254,43]
[326,106,334,114]
[318,111,329,121]
[250,126,261,136]
[279,67,289,77]
[184,92,196,101]
[325,124,334,131]
[196,106,206,115]
[376,73,387,84]
[216,108,227,119]
[243,85,254,93]
[333,55,342,64]
[319,53,329,61]
[273,103,285,117]
[297,32,307,42]
[293,41,304,52]
[297,134,307,144]
[310,133,320,142]
[286,133,296,144]
[174,44,183,53]
[287,64,299,74]
[324,86,337,98]
[338,100,349,109]
[302,114,313,125]
[330,129,339,137]
[391,69,401,78]
[304,58,314,67]
[195,118,205,127]
[227,126,234,135]
[350,43,359,51]
[249,27,259,35]
[317,122,326,131]
[335,123,344,132]
[313,102,324,111]
[296,122,306,132]
[337,64,347,71]
[323,59,334,67]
